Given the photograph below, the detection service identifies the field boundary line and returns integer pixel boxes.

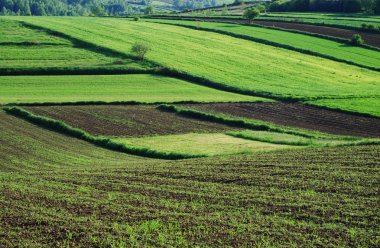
[2,107,205,160]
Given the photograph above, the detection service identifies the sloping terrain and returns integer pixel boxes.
[8,17,380,102]
[1,112,379,246]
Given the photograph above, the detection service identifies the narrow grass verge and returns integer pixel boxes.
[225,131,312,146]
[3,107,204,160]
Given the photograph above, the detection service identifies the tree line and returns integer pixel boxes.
[269,0,380,13]
[0,0,232,16]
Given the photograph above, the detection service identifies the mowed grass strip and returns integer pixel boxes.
[115,133,292,156]
[10,16,380,100]
[0,74,263,104]
[148,19,380,70]
[25,105,241,137]
[306,97,380,118]
[0,113,379,246]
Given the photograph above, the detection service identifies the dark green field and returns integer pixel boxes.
[1,13,379,247]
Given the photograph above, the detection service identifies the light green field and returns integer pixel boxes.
[0,19,69,44]
[227,130,313,145]
[148,19,380,70]
[0,74,264,104]
[307,98,380,117]
[0,18,144,70]
[116,133,292,156]
[9,16,380,101]
[226,129,357,146]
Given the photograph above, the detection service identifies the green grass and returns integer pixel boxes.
[115,133,293,156]
[0,74,263,104]
[147,19,380,70]
[0,18,145,71]
[9,16,380,102]
[226,129,358,146]
[307,98,380,117]
[1,110,379,246]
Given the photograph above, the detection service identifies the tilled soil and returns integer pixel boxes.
[25,105,238,137]
[171,17,380,48]
[183,102,380,138]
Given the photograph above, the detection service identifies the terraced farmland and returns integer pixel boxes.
[1,14,379,247]
[8,17,380,102]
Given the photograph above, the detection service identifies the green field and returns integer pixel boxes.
[116,133,292,156]
[7,17,380,102]
[148,18,380,70]
[0,74,263,104]
[307,98,380,117]
[1,110,379,246]
[0,19,144,71]
[1,14,379,247]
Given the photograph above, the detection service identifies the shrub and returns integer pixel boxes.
[349,34,364,46]
[133,16,140,21]
[243,8,260,23]
[131,42,151,61]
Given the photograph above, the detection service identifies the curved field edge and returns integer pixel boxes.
[2,107,205,160]
[145,18,380,72]
[115,133,295,156]
[8,17,380,104]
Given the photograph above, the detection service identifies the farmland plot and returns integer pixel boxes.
[0,74,262,104]
[183,102,380,137]
[9,16,380,102]
[25,105,241,137]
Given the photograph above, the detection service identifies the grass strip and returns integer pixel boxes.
[3,107,205,160]
[149,16,380,51]
[225,131,312,146]
[146,19,380,72]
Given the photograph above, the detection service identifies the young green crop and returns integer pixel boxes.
[1,110,379,246]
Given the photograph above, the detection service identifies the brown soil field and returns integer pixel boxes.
[172,17,380,48]
[25,105,238,137]
[183,102,380,138]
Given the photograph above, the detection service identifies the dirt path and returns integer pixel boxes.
[184,102,380,138]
